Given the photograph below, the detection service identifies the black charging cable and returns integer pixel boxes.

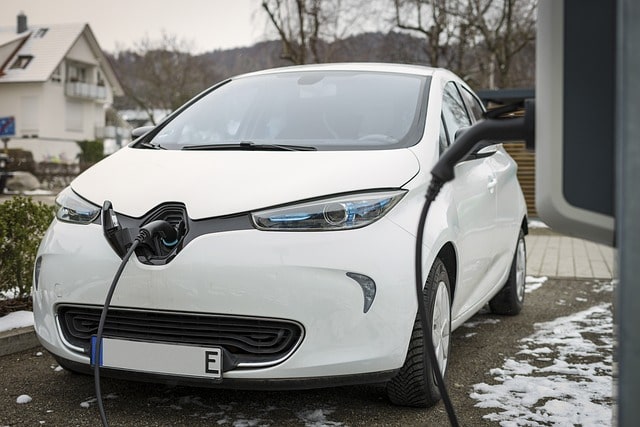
[93,220,178,427]
[414,177,456,423]
[417,101,534,426]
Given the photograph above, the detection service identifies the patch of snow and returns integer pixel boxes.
[36,351,43,356]
[297,408,343,427]
[21,189,54,196]
[0,310,34,332]
[80,397,97,408]
[16,394,32,404]
[525,276,548,293]
[462,318,501,328]
[593,280,615,293]
[0,287,19,300]
[232,420,261,427]
[471,304,613,426]
[528,219,549,229]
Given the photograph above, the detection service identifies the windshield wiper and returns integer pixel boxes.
[181,141,317,151]
[137,141,166,150]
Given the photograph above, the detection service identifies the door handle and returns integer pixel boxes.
[487,175,497,192]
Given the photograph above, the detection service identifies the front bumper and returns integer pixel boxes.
[33,217,418,383]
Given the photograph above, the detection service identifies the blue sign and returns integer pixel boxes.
[0,116,16,137]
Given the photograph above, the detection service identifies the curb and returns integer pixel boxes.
[0,326,40,357]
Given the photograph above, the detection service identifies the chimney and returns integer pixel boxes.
[17,12,27,34]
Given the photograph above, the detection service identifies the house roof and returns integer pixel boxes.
[0,31,28,47]
[0,22,123,96]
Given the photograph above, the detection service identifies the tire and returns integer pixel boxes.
[386,258,452,407]
[489,229,526,315]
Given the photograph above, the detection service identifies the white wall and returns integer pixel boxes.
[0,32,117,162]
[0,79,107,162]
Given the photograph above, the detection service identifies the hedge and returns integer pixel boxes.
[0,197,55,299]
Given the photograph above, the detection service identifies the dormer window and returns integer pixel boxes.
[10,55,33,69]
[34,28,48,38]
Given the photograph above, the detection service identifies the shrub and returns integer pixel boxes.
[0,197,55,298]
[77,139,105,165]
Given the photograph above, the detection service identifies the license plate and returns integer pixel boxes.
[91,337,222,380]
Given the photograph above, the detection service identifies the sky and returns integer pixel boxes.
[1,0,266,54]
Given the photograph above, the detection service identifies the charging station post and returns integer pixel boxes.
[537,1,640,424]
[615,0,640,425]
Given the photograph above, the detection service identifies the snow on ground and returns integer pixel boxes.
[21,189,55,196]
[462,318,501,329]
[297,408,343,427]
[528,219,550,229]
[0,310,34,333]
[471,303,613,426]
[525,276,549,293]
[0,287,35,332]
[16,394,32,404]
[0,288,17,299]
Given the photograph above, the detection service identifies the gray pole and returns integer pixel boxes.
[616,0,640,425]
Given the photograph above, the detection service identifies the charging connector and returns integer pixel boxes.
[93,208,181,427]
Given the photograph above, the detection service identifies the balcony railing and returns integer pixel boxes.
[65,82,107,101]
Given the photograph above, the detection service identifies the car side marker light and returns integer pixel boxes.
[346,272,376,313]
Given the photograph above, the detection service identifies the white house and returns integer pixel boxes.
[0,13,124,163]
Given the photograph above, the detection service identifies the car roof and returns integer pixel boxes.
[232,62,449,80]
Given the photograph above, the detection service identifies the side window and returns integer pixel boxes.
[439,116,449,155]
[460,86,485,122]
[441,82,471,144]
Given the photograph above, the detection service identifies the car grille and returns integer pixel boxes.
[57,305,304,368]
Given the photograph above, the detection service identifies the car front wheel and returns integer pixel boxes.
[386,258,451,407]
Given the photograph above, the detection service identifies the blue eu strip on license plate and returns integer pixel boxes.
[90,336,222,380]
[90,336,103,366]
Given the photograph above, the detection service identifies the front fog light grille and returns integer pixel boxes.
[57,305,304,368]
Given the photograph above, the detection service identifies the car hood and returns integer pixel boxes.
[71,147,420,219]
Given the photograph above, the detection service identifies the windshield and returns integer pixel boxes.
[144,71,429,150]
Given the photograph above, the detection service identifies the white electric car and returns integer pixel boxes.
[33,63,527,407]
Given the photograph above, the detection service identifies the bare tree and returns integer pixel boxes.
[112,32,217,123]
[393,0,471,74]
[261,0,370,64]
[466,0,536,88]
[392,0,536,88]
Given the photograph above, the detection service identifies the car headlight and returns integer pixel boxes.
[55,187,100,224]
[251,190,406,231]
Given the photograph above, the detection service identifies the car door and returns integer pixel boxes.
[440,82,499,317]
[459,85,521,283]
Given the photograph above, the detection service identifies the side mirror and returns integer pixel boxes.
[131,126,155,139]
